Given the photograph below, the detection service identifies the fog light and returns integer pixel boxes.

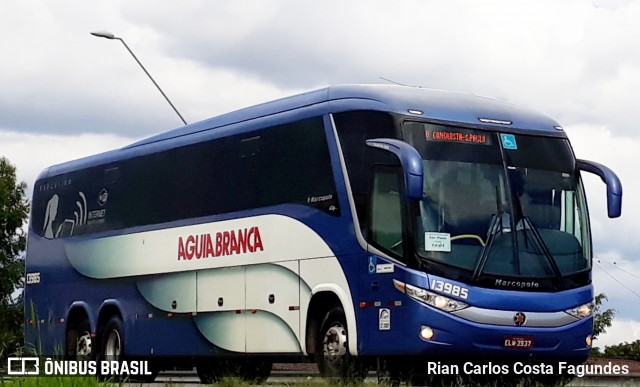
[420,326,434,341]
[586,335,592,347]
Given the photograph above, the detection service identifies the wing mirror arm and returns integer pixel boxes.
[576,159,622,218]
[366,138,423,200]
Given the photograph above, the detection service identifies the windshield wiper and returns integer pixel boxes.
[507,168,565,286]
[472,186,508,280]
[519,215,565,286]
[472,167,565,287]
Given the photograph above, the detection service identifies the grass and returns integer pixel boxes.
[1,375,374,387]
[0,376,336,387]
[2,375,111,387]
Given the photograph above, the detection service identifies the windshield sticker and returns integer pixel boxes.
[424,129,491,145]
[425,232,451,252]
[500,133,518,150]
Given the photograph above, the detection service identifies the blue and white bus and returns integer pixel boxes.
[24,84,622,382]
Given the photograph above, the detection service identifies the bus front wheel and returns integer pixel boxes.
[316,306,366,381]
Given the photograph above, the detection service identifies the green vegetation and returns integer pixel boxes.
[592,293,615,341]
[0,156,30,362]
[599,339,640,360]
[3,376,106,387]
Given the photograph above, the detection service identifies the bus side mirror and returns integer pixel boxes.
[576,159,622,218]
[366,138,423,200]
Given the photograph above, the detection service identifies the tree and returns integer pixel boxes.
[604,340,640,360]
[593,293,615,341]
[0,156,29,360]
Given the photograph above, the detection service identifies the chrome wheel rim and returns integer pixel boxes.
[323,323,347,368]
[104,330,121,360]
[76,331,92,360]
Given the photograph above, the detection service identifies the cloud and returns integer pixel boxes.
[0,130,135,195]
[115,0,640,136]
[2,0,640,140]
[1,0,639,348]
[595,317,640,349]
[567,125,639,257]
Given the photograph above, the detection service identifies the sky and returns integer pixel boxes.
[1,0,639,349]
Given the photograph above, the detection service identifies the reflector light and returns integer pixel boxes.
[478,117,512,125]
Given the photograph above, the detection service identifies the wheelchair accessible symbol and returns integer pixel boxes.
[368,256,376,274]
[500,133,518,150]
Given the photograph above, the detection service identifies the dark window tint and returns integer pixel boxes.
[333,111,397,236]
[32,117,338,238]
[370,166,404,257]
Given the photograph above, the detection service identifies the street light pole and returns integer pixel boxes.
[90,30,188,126]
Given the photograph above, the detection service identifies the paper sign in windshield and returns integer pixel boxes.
[425,232,451,252]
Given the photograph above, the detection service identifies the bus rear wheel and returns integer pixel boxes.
[101,316,123,362]
[316,306,367,381]
[66,319,92,360]
[99,316,158,382]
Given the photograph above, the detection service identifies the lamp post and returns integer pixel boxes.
[90,30,188,126]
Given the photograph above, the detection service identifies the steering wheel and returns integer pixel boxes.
[451,234,486,247]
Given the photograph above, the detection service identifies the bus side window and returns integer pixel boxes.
[369,165,404,257]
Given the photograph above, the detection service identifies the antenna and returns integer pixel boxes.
[379,77,408,86]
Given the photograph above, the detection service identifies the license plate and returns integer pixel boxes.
[504,336,534,348]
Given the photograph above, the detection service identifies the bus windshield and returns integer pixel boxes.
[403,122,591,290]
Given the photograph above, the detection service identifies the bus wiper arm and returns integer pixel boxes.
[521,216,564,285]
[472,188,506,280]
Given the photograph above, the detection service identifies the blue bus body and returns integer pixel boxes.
[24,85,621,379]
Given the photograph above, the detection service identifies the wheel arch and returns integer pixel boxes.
[97,300,125,347]
[66,301,94,330]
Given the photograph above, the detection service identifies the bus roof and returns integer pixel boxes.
[39,84,565,180]
[131,84,563,147]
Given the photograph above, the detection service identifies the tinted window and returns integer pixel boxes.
[32,117,338,238]
[333,111,397,236]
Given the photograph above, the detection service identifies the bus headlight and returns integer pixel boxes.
[565,301,594,319]
[397,281,468,312]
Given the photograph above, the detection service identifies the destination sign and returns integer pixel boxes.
[424,129,492,145]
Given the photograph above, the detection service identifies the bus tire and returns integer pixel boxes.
[316,306,366,381]
[101,316,124,362]
[98,316,158,382]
